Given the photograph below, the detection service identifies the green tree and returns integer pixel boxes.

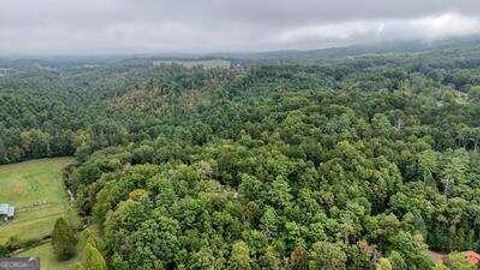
[78,228,100,250]
[51,217,77,261]
[387,251,407,270]
[376,258,393,270]
[389,232,434,269]
[440,150,469,196]
[308,241,347,270]
[443,252,477,270]
[467,86,480,101]
[189,247,216,270]
[230,241,251,270]
[83,243,107,270]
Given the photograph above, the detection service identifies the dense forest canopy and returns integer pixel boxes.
[1,39,480,269]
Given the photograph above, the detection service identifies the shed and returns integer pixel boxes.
[0,203,15,219]
[463,251,480,266]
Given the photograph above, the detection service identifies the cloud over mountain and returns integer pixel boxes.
[1,0,479,54]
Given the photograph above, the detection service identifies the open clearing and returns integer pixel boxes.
[153,59,231,69]
[0,157,78,243]
[18,242,80,270]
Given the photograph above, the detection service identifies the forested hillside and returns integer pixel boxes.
[1,41,480,269]
[0,58,229,163]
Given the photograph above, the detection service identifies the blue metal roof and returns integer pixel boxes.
[0,203,15,217]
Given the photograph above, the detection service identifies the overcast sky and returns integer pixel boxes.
[1,0,480,55]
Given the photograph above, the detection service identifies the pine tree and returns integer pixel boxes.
[51,217,77,261]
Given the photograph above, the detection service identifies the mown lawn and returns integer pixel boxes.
[19,242,81,270]
[0,157,79,243]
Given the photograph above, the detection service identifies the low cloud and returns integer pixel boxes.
[0,1,479,55]
[276,13,480,50]
[414,13,480,40]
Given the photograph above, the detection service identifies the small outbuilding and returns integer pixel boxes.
[0,203,15,220]
[463,250,480,266]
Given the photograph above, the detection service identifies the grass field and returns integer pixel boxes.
[0,157,78,244]
[18,242,81,270]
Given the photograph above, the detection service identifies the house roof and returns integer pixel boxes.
[463,251,480,265]
[0,203,15,217]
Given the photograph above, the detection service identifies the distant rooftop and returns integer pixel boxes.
[463,250,480,266]
[0,203,15,217]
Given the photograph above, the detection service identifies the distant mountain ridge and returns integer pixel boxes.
[209,35,480,61]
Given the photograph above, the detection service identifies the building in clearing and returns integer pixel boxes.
[0,203,15,220]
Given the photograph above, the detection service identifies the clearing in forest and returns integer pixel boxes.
[0,157,78,243]
[18,242,81,270]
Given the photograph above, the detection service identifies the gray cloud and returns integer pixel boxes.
[1,0,480,55]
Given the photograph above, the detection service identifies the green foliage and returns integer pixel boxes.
[230,241,252,270]
[389,232,434,269]
[387,251,407,270]
[82,243,107,270]
[468,86,480,101]
[0,244,7,257]
[308,241,347,269]
[3,41,480,269]
[376,258,393,270]
[443,252,477,270]
[51,217,77,261]
[78,228,100,251]
[71,262,86,270]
